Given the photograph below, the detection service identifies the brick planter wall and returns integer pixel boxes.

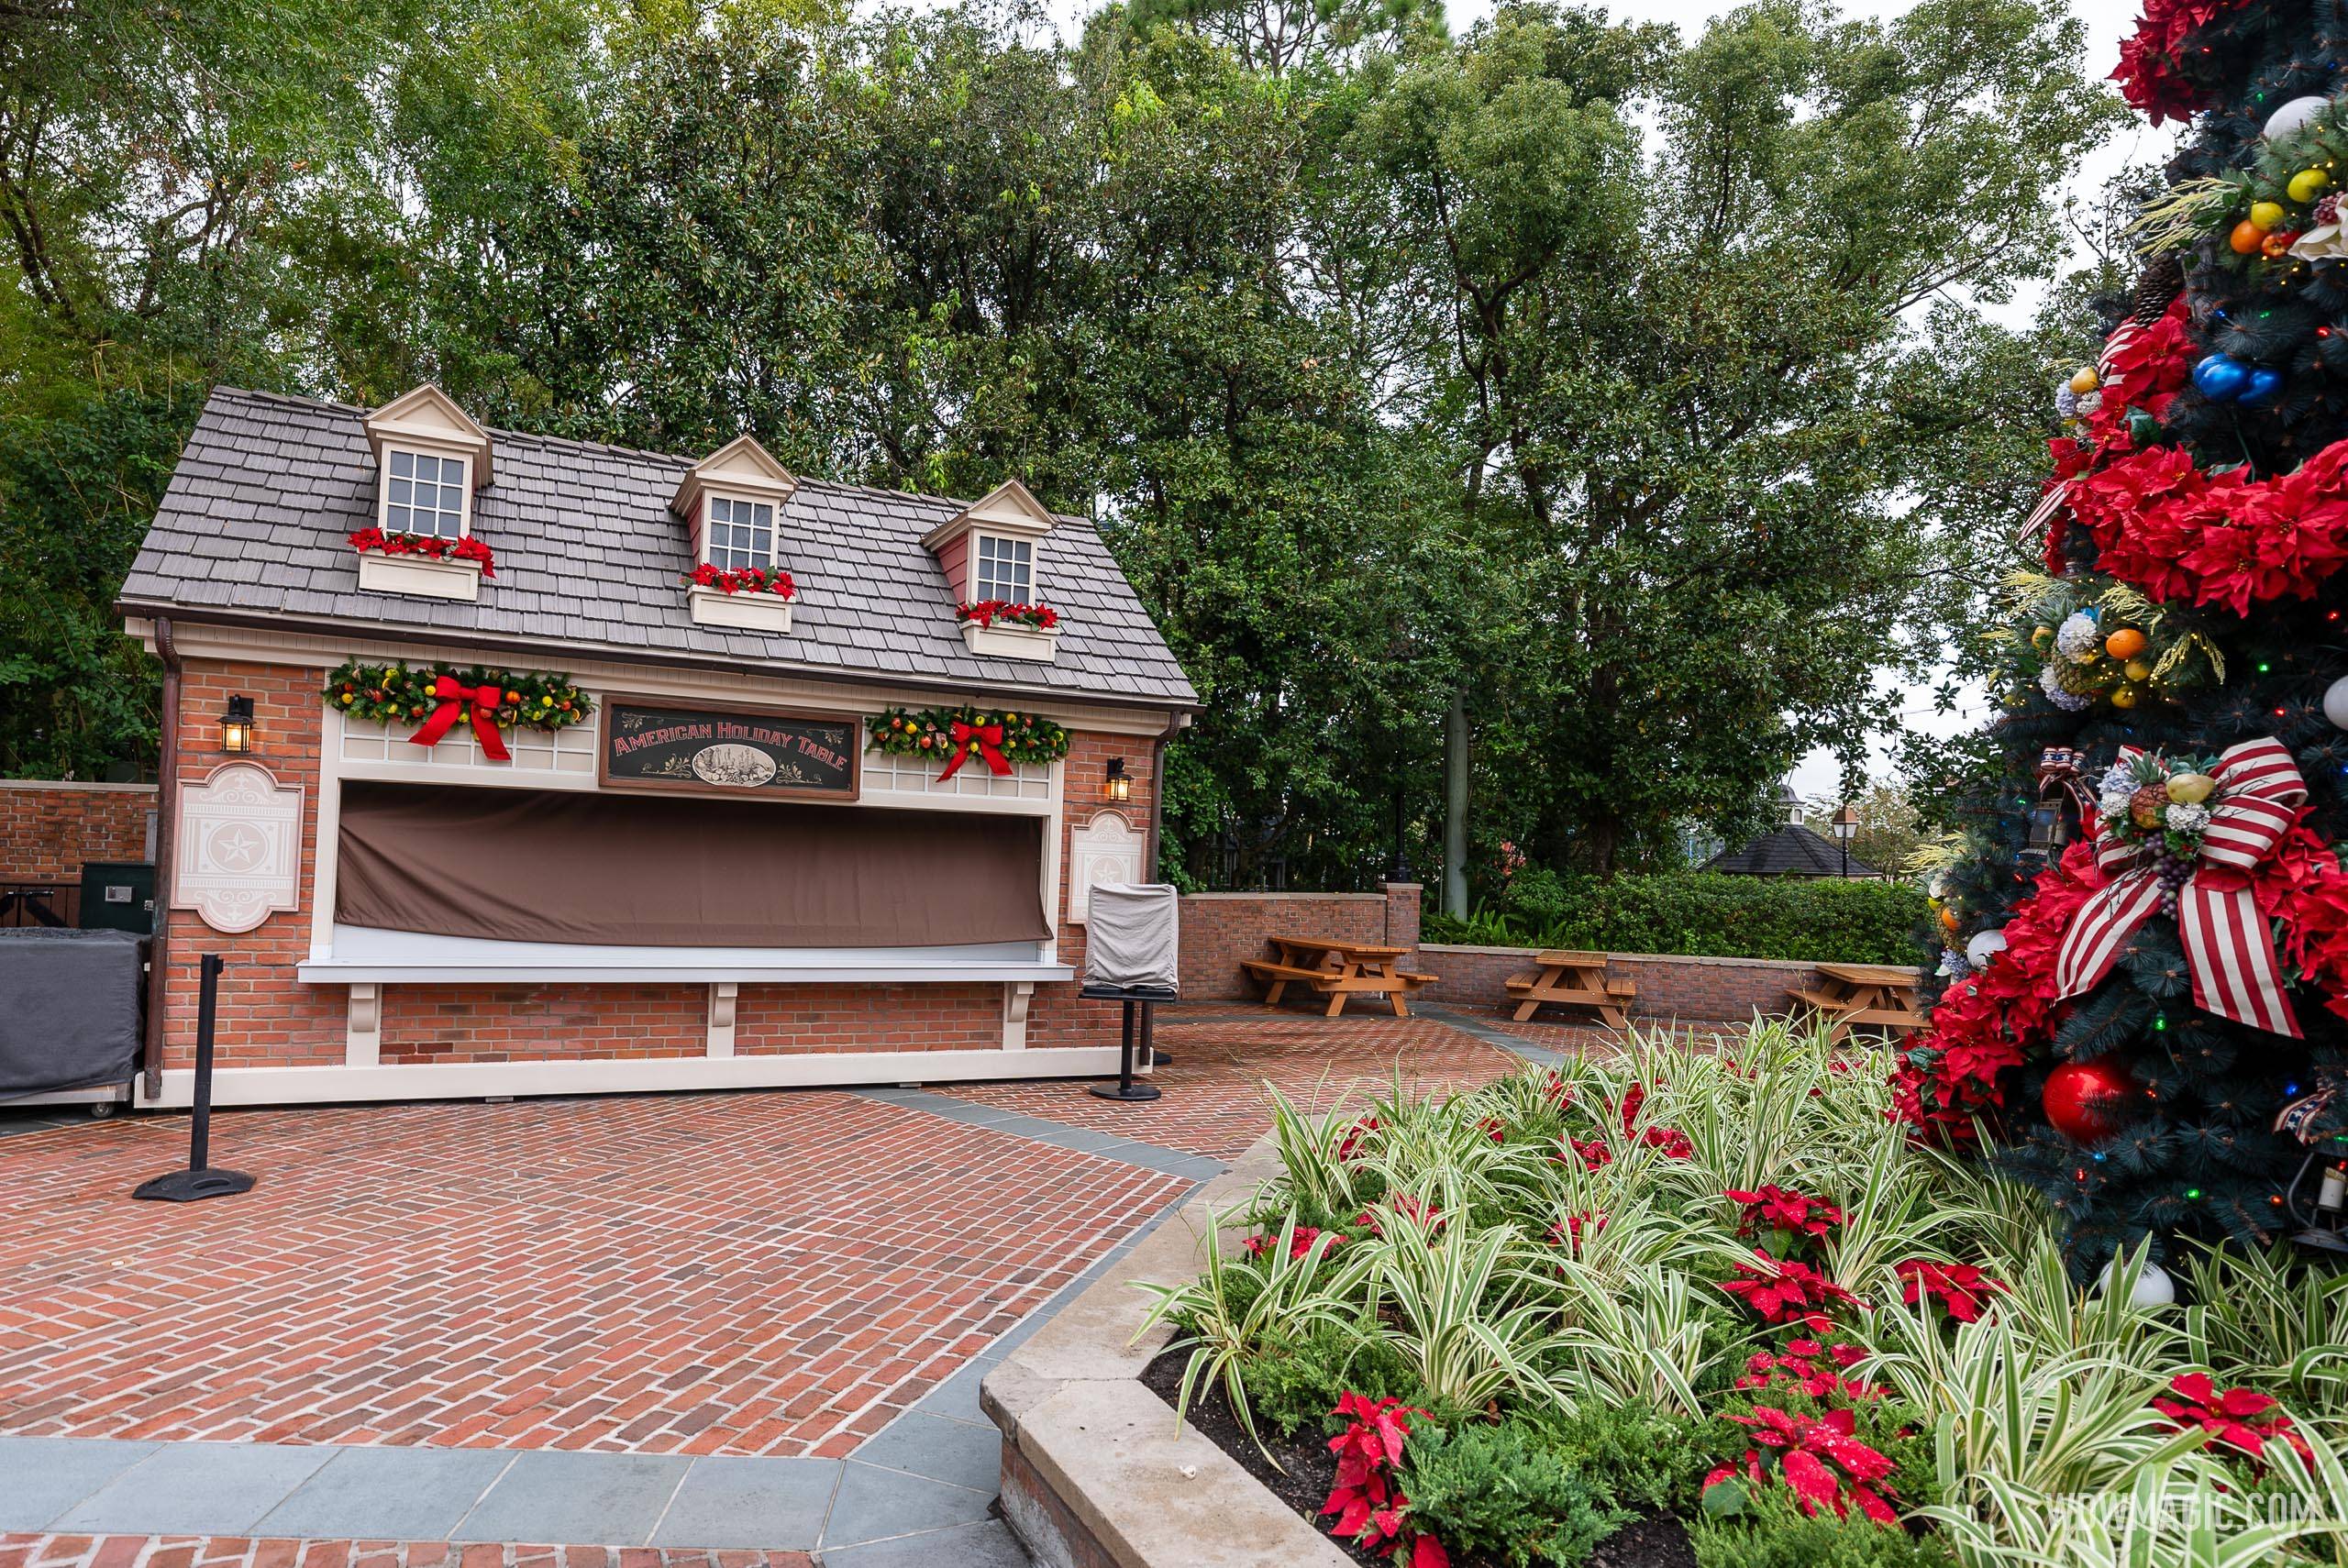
[1418,944,1838,1023]
[1175,885,1420,1000]
[0,780,156,882]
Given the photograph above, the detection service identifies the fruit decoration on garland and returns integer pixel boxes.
[867,703,1071,782]
[323,659,591,763]
[2002,573,2221,714]
[2044,1057,2141,1144]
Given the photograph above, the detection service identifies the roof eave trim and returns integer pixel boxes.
[113,598,1202,715]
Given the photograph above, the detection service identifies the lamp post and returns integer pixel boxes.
[1831,802,1860,878]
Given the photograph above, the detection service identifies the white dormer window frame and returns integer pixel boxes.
[703,491,779,572]
[971,529,1035,604]
[358,385,495,602]
[923,479,1062,663]
[379,447,473,541]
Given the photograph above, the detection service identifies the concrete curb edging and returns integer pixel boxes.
[980,1137,1351,1568]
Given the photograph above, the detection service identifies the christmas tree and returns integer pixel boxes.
[1897,0,2348,1279]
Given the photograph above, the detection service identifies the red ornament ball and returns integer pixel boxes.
[2044,1058,2137,1143]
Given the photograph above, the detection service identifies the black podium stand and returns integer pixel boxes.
[1082,982,1176,1101]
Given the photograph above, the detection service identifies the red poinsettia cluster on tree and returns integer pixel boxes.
[349,527,496,577]
[2110,0,2253,123]
[1321,1393,1448,1567]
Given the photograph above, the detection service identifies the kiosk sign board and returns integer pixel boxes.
[600,699,860,801]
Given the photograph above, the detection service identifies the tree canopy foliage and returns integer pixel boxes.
[0,0,2116,882]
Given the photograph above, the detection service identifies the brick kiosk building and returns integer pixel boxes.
[115,384,1195,1108]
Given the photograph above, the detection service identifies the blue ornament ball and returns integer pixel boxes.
[2194,354,2251,402]
[2241,367,2286,407]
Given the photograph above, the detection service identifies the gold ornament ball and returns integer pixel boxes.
[2291,168,2333,204]
[2110,685,2143,710]
[2122,658,2153,681]
[2253,199,2289,231]
[2167,771,2218,804]
[2067,366,2100,394]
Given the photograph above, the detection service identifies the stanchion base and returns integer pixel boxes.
[132,1168,256,1203]
[1089,1083,1162,1102]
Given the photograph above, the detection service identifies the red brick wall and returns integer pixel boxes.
[382,984,705,1063]
[1417,944,1846,1024]
[1171,886,1421,1000]
[0,781,155,882]
[165,659,338,1072]
[737,982,1003,1053]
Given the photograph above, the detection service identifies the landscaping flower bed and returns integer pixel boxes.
[1137,1021,2348,1567]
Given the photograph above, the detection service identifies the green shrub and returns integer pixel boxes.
[1402,1418,1630,1567]
[1240,1320,1418,1437]
[1540,1400,1712,1514]
[1421,872,1927,965]
[1689,1494,1954,1568]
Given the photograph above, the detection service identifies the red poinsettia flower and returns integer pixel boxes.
[349,526,499,578]
[1336,1115,1381,1164]
[958,598,1059,629]
[1735,1337,1881,1403]
[1321,1393,1448,1564]
[1894,1259,2008,1324]
[1721,1251,1865,1331]
[2153,1373,2316,1471]
[1557,1134,1612,1172]
[684,561,794,597]
[1617,1081,1693,1159]
[1242,1225,1346,1262]
[1548,1210,1607,1255]
[1705,1406,1899,1525]
[1351,1194,1441,1240]
[1727,1185,1845,1241]
[1476,1115,1507,1143]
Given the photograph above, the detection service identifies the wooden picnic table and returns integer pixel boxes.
[1240,934,1436,1018]
[1503,949,1636,1027]
[1789,962,1927,1044]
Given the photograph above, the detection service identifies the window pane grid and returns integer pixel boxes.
[975,534,1032,602]
[385,449,465,539]
[707,496,775,572]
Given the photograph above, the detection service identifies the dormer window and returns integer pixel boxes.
[672,436,799,635]
[386,449,468,540]
[357,386,494,602]
[923,479,1062,663]
[974,532,1033,603]
[707,494,777,572]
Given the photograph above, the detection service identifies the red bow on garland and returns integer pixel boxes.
[936,720,1010,782]
[2054,737,2307,1037]
[408,675,511,762]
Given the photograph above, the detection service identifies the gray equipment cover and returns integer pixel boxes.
[1084,883,1180,993]
[0,927,143,1096]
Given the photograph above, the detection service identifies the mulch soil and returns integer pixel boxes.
[1140,1348,1697,1568]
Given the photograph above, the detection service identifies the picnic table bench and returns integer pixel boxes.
[1241,934,1436,1018]
[1503,949,1636,1027]
[1789,962,1927,1044]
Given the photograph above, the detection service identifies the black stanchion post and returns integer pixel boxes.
[1087,994,1161,1102]
[134,953,256,1201]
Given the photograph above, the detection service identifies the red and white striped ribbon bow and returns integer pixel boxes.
[2052,736,2307,1038]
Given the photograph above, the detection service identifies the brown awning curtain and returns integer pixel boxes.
[336,782,1050,947]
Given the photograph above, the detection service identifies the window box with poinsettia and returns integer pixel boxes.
[958,599,1060,662]
[683,561,796,634]
[349,527,495,602]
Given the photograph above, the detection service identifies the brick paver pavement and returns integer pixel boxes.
[0,1092,1182,1458]
[0,1538,814,1568]
[936,1013,1527,1158]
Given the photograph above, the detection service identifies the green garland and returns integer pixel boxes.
[323,659,594,733]
[866,704,1070,767]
